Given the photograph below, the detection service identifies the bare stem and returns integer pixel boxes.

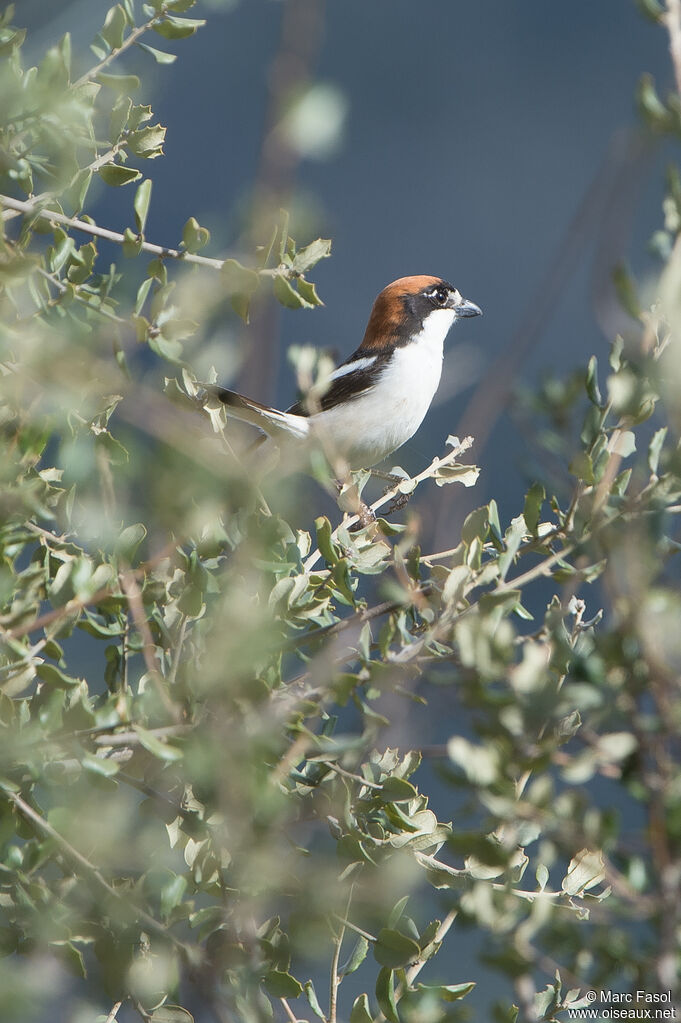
[119,569,182,723]
[1,194,225,270]
[280,998,300,1023]
[329,887,354,1023]
[104,1001,123,1023]
[73,11,168,91]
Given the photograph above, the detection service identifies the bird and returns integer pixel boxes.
[214,275,482,471]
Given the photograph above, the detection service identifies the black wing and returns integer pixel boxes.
[287,348,390,417]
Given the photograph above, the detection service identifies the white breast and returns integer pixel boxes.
[312,308,456,468]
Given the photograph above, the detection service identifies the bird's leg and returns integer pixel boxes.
[370,468,405,487]
[369,469,412,516]
[384,491,412,516]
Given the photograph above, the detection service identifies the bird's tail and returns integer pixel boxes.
[211,387,309,440]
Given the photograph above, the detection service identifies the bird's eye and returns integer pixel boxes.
[432,287,449,306]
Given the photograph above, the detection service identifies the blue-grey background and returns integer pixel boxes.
[17,1,669,1019]
[22,1,669,534]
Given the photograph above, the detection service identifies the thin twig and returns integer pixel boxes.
[168,614,188,687]
[316,761,383,790]
[72,12,166,91]
[332,915,376,943]
[119,569,181,723]
[104,1001,123,1023]
[279,998,300,1023]
[283,586,431,652]
[329,887,354,1023]
[93,725,189,747]
[1,194,224,269]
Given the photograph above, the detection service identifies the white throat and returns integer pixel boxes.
[416,306,458,354]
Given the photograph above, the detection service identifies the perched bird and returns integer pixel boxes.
[215,275,481,470]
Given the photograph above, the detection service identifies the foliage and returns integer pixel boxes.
[1,3,681,1023]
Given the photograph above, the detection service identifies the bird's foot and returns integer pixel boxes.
[384,491,412,516]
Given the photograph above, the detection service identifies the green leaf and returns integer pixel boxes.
[562,848,605,896]
[609,430,636,458]
[498,514,526,580]
[569,451,595,485]
[99,164,142,187]
[585,355,602,406]
[36,663,81,688]
[150,1008,194,1023]
[114,522,147,559]
[648,427,667,475]
[137,41,177,64]
[221,258,259,321]
[304,981,325,1020]
[414,982,475,1002]
[100,5,127,50]
[637,73,672,131]
[127,124,166,158]
[448,737,500,786]
[375,967,400,1023]
[159,317,199,342]
[296,277,323,306]
[350,994,373,1023]
[315,516,339,565]
[129,103,153,130]
[536,864,550,890]
[133,726,184,762]
[291,237,332,273]
[523,482,545,536]
[434,462,480,488]
[273,274,311,309]
[135,277,154,314]
[635,0,664,21]
[612,263,641,318]
[82,753,119,777]
[182,217,210,254]
[461,506,489,547]
[340,936,369,976]
[97,71,140,92]
[123,227,143,257]
[65,169,93,214]
[263,970,303,999]
[134,179,153,234]
[378,777,418,804]
[373,928,420,969]
[387,896,409,928]
[161,874,187,918]
[153,14,206,39]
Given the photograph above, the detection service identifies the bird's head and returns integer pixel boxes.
[360,275,482,351]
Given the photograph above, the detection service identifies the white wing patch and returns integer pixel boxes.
[328,355,377,381]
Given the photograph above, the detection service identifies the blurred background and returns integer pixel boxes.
[8,2,673,1018]
[18,0,670,532]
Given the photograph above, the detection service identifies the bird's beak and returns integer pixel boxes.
[455,298,482,318]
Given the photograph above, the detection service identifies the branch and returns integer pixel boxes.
[119,569,182,723]
[104,1002,124,1023]
[72,10,167,91]
[303,437,475,573]
[283,585,432,651]
[0,194,225,270]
